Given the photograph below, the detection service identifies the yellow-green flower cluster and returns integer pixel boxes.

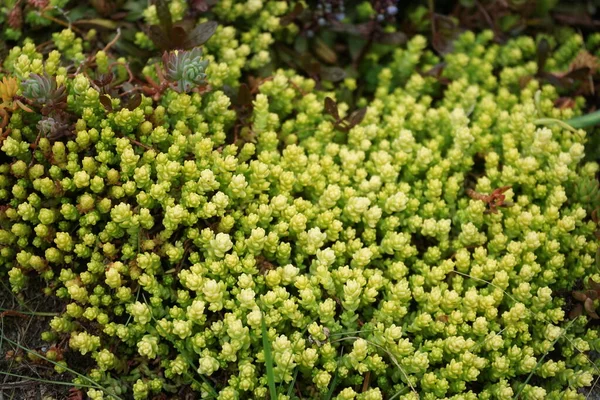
[1,10,600,400]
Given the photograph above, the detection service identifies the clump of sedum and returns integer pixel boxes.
[1,14,600,400]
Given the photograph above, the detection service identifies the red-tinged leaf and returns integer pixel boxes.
[573,291,588,302]
[324,97,340,121]
[94,72,114,88]
[149,25,172,50]
[280,3,303,26]
[126,94,142,111]
[182,20,218,49]
[347,107,367,128]
[237,83,252,107]
[68,387,84,400]
[155,0,173,37]
[536,38,550,75]
[0,310,27,318]
[99,95,113,112]
[320,66,346,82]
[570,304,583,320]
[16,101,33,113]
[585,298,600,319]
[72,18,119,29]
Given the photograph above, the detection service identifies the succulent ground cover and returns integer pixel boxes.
[2,0,600,399]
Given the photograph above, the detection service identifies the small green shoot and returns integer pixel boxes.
[261,312,278,400]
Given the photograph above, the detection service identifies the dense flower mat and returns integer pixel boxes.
[2,0,600,399]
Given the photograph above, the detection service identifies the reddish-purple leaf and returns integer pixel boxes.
[99,95,113,112]
[324,97,340,121]
[347,107,367,128]
[237,83,252,107]
[126,94,142,111]
[182,21,218,49]
[149,25,172,50]
[155,0,173,37]
[170,26,188,49]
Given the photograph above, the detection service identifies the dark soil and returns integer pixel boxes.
[0,278,74,400]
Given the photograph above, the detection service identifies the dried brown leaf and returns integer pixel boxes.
[572,291,588,302]
[586,290,599,300]
[570,303,583,319]
[585,298,600,319]
[589,277,600,293]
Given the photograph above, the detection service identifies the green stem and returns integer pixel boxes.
[533,118,577,133]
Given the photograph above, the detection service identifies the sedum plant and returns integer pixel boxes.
[1,2,600,400]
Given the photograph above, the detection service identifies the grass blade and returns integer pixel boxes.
[567,109,600,129]
[261,313,278,400]
[286,368,298,398]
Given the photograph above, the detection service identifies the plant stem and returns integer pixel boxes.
[0,308,58,317]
